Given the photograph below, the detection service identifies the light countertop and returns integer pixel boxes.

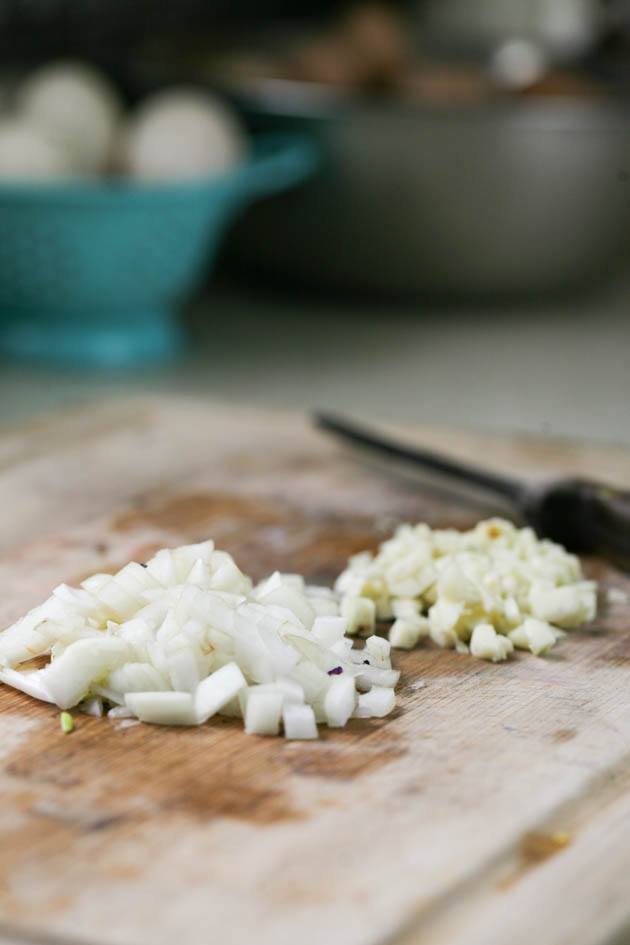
[1,275,629,447]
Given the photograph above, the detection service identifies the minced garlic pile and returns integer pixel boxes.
[335,518,597,661]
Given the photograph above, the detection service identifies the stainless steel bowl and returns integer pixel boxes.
[225,83,630,296]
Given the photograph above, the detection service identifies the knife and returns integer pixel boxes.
[314,411,630,568]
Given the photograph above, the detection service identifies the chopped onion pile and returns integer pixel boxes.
[335,518,597,661]
[0,541,398,735]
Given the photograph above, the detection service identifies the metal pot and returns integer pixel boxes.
[225,85,630,297]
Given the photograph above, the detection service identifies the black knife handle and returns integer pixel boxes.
[530,479,630,564]
[583,483,630,564]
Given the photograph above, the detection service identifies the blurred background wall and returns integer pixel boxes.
[0,0,628,445]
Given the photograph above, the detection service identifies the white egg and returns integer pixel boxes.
[17,61,122,174]
[122,89,247,182]
[0,119,74,180]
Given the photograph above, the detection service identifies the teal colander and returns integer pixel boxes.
[0,135,316,367]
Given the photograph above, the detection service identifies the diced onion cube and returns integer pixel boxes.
[276,573,305,591]
[115,562,160,596]
[354,686,396,719]
[95,579,141,622]
[194,662,246,723]
[42,637,132,709]
[209,561,250,594]
[244,678,304,707]
[324,676,356,728]
[0,667,54,703]
[290,661,330,702]
[282,703,318,740]
[108,705,133,719]
[331,638,353,658]
[79,697,103,717]
[245,689,283,736]
[355,666,400,692]
[308,596,339,618]
[185,559,209,586]
[257,582,315,629]
[311,616,347,647]
[109,662,168,694]
[166,648,201,693]
[365,635,391,667]
[126,691,196,726]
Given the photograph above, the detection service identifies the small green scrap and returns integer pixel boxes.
[60,711,74,734]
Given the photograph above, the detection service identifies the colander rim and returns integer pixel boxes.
[0,133,316,207]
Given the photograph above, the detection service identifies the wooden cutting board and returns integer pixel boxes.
[1,396,630,945]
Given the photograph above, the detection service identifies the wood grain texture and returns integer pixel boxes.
[0,396,629,945]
